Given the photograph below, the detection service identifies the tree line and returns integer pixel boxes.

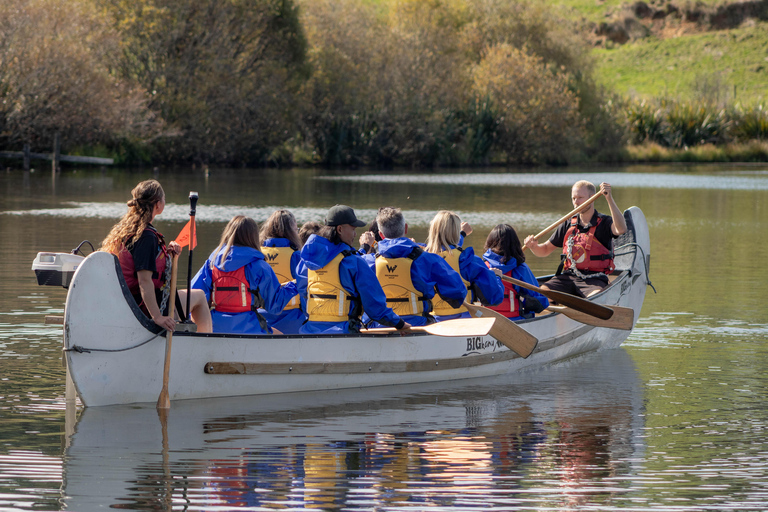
[1,0,764,168]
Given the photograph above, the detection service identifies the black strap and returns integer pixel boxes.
[174,292,188,322]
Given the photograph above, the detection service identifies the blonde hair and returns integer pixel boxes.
[101,179,165,254]
[425,210,461,255]
[260,209,301,249]
[211,216,260,270]
[573,180,596,195]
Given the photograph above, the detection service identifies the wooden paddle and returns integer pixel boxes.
[462,302,538,358]
[499,274,614,321]
[363,317,495,337]
[157,253,179,410]
[524,190,604,251]
[545,304,634,330]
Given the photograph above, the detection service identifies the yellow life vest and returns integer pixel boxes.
[374,247,429,316]
[261,245,300,310]
[432,246,471,316]
[306,251,361,323]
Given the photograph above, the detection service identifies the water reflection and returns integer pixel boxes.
[62,349,644,511]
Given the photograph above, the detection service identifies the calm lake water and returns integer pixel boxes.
[2,164,768,511]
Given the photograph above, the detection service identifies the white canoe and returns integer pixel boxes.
[59,206,651,407]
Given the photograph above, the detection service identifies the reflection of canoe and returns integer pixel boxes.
[55,207,650,406]
[62,348,645,511]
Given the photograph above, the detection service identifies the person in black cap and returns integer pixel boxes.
[295,205,411,334]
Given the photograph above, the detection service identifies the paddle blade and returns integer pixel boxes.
[547,305,634,330]
[419,317,495,337]
[463,303,538,358]
[543,289,614,320]
[362,317,495,337]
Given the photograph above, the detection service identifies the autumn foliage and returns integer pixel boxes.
[0,0,623,166]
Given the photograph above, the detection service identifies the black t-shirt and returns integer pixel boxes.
[127,225,163,278]
[548,211,616,250]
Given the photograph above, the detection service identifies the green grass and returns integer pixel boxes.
[592,22,768,103]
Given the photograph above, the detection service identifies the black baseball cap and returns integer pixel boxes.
[325,204,366,227]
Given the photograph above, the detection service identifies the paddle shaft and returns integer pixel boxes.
[500,274,614,321]
[184,192,198,322]
[525,190,604,250]
[157,253,179,410]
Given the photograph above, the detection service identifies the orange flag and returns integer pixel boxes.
[175,219,197,250]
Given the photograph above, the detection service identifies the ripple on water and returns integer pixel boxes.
[317,171,768,191]
[1,202,560,228]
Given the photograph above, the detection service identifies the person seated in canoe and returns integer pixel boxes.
[296,205,411,334]
[424,210,504,321]
[191,216,298,334]
[298,221,321,245]
[101,179,212,333]
[483,224,549,320]
[525,181,627,298]
[362,207,468,326]
[259,209,305,334]
[357,218,381,255]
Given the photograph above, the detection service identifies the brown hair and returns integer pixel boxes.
[100,179,165,254]
[484,224,525,265]
[210,216,260,270]
[425,210,461,255]
[260,209,302,250]
[298,221,322,245]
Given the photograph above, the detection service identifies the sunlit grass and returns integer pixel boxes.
[593,22,768,103]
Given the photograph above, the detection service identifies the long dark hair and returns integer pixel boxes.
[484,224,525,265]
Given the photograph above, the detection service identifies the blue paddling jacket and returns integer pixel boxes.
[192,245,298,334]
[364,237,468,326]
[296,234,404,334]
[482,249,549,320]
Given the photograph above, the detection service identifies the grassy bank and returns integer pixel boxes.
[622,140,768,162]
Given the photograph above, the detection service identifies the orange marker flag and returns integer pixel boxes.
[175,219,197,250]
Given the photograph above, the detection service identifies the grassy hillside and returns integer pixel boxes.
[556,0,768,104]
[593,22,768,103]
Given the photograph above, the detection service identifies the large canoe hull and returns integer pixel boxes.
[64,207,650,406]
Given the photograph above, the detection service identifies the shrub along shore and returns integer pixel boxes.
[0,0,765,169]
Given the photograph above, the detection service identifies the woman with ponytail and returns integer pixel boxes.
[101,179,211,333]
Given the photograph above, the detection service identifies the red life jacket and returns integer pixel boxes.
[485,265,521,319]
[118,226,169,300]
[562,215,615,274]
[211,265,264,313]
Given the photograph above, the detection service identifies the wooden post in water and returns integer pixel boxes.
[52,133,61,173]
[23,144,30,171]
